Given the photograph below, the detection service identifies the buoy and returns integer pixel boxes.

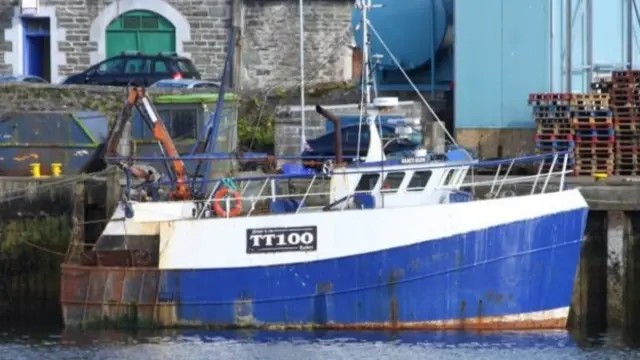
[51,163,62,177]
[30,163,41,178]
[213,187,243,217]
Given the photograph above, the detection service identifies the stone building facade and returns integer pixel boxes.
[0,0,354,88]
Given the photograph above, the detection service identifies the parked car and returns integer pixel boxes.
[61,51,201,87]
[0,75,48,83]
[149,79,220,89]
[301,124,421,171]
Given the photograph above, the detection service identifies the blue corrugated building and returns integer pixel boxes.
[357,0,640,157]
[455,0,640,156]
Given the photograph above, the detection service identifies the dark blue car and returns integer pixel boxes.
[301,124,421,170]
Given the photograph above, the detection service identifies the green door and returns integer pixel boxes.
[106,10,176,58]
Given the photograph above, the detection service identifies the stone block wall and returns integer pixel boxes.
[242,0,353,89]
[0,0,353,88]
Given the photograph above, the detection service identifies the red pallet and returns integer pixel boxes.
[613,116,640,123]
[611,83,640,91]
[612,70,640,79]
[573,122,614,130]
[574,135,615,144]
[610,106,640,115]
[615,143,640,152]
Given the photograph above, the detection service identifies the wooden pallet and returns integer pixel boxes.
[614,122,640,131]
[536,127,573,136]
[533,111,571,119]
[573,164,614,176]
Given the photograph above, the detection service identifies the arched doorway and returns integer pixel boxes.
[105,10,176,58]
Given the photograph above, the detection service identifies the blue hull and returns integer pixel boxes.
[61,207,587,329]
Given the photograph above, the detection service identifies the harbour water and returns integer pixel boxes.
[0,327,638,360]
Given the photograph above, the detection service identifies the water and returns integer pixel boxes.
[0,327,639,360]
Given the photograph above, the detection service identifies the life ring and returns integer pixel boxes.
[213,187,243,217]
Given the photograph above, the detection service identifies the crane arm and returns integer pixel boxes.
[137,95,191,199]
[104,87,191,200]
[105,88,139,159]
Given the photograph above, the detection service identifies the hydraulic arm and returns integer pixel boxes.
[105,87,192,200]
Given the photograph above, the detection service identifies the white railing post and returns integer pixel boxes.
[247,179,270,217]
[530,159,545,195]
[541,152,558,194]
[493,159,515,199]
[296,175,316,214]
[558,152,569,192]
[198,180,221,219]
[490,164,502,194]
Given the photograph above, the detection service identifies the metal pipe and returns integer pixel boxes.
[299,0,306,151]
[627,0,633,70]
[550,0,554,91]
[586,0,593,87]
[565,0,572,92]
[315,105,343,164]
[362,0,371,105]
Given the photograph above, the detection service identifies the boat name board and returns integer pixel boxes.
[246,226,318,254]
[400,157,427,165]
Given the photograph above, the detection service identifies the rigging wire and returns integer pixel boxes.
[365,19,473,160]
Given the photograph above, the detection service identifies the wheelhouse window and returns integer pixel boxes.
[355,173,380,192]
[407,170,432,192]
[442,169,456,186]
[381,172,405,193]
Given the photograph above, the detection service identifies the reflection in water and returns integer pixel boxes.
[0,328,639,360]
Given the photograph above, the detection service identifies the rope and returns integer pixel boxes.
[21,240,65,257]
[0,168,113,203]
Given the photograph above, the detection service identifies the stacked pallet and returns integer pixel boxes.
[591,76,612,94]
[529,93,575,172]
[529,93,614,175]
[570,93,614,176]
[611,70,640,175]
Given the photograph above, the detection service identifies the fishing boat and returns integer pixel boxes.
[59,0,588,330]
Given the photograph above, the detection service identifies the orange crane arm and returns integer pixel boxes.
[105,87,191,200]
[137,92,191,200]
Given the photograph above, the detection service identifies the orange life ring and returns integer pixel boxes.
[213,187,243,217]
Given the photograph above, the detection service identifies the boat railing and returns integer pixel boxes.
[111,151,571,178]
[192,173,374,219]
[177,152,571,219]
[439,151,572,197]
[119,151,573,218]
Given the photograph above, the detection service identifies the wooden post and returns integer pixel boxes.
[66,182,86,264]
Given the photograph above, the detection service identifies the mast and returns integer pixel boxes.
[299,0,307,152]
[361,0,372,105]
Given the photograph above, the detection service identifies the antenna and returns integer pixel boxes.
[364,8,472,160]
[355,0,381,106]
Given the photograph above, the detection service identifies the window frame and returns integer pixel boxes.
[381,171,406,194]
[406,170,432,192]
[355,173,381,193]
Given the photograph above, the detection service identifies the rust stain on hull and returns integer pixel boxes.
[61,263,569,331]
